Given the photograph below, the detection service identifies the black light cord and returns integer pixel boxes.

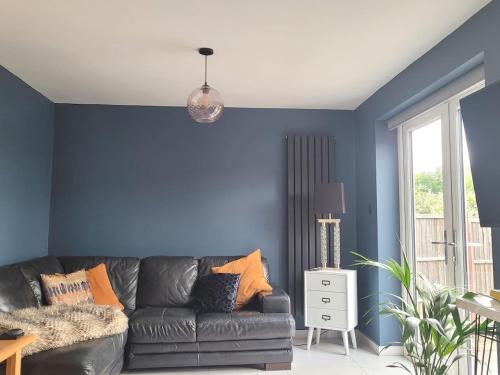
[293,330,328,347]
[204,55,208,86]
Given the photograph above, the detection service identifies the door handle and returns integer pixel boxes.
[431,241,456,246]
[431,228,456,247]
[430,230,458,265]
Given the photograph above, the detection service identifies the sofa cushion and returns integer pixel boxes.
[17,256,64,306]
[58,256,140,310]
[86,264,124,310]
[129,307,196,344]
[211,249,272,309]
[0,267,37,312]
[22,332,126,375]
[196,311,295,342]
[137,256,197,308]
[194,273,240,313]
[41,270,94,305]
[198,255,270,281]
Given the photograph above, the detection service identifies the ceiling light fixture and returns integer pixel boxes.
[187,48,224,124]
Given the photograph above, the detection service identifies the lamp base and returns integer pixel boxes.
[310,267,340,271]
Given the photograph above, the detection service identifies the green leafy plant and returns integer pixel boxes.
[352,251,486,375]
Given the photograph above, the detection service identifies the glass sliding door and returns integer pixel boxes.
[399,81,489,375]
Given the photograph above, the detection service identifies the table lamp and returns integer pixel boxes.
[313,182,346,269]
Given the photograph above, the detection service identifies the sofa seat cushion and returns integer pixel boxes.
[197,311,295,342]
[129,307,196,344]
[22,332,126,375]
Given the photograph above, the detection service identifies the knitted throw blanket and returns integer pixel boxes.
[0,304,128,356]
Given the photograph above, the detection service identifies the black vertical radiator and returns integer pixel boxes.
[287,135,336,329]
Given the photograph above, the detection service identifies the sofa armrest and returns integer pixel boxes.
[257,284,291,314]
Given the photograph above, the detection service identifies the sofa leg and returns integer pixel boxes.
[264,362,291,371]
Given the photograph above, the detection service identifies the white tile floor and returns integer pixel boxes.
[122,332,408,375]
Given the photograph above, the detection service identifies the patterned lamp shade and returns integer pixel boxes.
[187,84,224,124]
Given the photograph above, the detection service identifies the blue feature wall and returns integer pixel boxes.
[355,0,500,345]
[49,105,357,287]
[0,66,54,265]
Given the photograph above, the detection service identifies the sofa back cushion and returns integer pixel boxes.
[58,256,140,310]
[198,256,270,281]
[17,256,64,306]
[0,267,37,312]
[137,256,197,308]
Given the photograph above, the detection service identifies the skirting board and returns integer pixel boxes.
[295,329,403,356]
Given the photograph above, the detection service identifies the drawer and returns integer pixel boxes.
[306,273,346,293]
[307,291,346,310]
[306,307,347,330]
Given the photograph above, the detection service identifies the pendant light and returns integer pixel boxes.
[187,48,224,124]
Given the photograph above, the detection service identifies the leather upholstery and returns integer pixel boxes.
[127,352,198,369]
[137,256,197,307]
[197,311,295,342]
[127,349,292,369]
[17,256,64,306]
[129,307,196,343]
[0,267,37,312]
[257,284,291,314]
[23,332,127,375]
[58,256,140,310]
[129,338,292,355]
[198,256,270,281]
[198,349,292,367]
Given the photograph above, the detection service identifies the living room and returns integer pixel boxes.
[1,1,500,375]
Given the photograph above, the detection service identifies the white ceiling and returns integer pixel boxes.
[0,1,490,109]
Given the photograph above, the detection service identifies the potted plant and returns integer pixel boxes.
[352,251,486,375]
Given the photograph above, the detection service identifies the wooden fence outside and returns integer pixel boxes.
[415,216,493,294]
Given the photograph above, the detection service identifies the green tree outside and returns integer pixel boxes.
[413,168,478,217]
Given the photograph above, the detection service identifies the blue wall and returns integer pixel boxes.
[0,66,54,265]
[49,105,357,287]
[355,0,500,345]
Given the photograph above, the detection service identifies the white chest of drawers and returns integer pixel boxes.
[304,269,358,355]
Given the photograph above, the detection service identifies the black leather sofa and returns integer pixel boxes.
[0,255,295,375]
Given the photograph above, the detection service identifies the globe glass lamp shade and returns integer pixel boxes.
[187,84,224,123]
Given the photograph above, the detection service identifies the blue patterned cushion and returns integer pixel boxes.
[194,273,241,313]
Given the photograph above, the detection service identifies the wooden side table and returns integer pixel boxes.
[0,334,37,375]
[304,269,358,355]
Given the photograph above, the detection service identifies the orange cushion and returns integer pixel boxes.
[86,264,124,310]
[212,249,272,309]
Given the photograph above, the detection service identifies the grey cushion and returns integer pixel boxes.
[0,267,37,312]
[57,256,140,310]
[17,256,64,306]
[129,307,196,344]
[137,256,197,308]
[196,311,295,342]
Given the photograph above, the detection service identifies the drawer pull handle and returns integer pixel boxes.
[321,280,330,286]
[321,314,331,321]
[321,297,331,304]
